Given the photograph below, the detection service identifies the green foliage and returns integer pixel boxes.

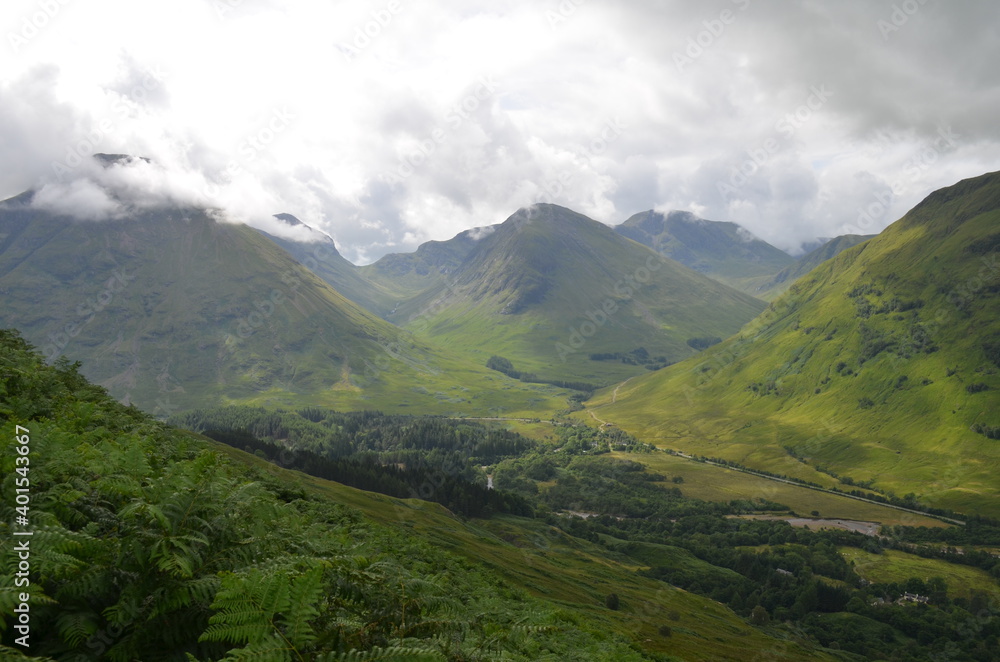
[965,232,1000,255]
[749,605,769,625]
[605,593,620,610]
[972,423,1000,440]
[0,330,658,660]
[171,406,536,517]
[857,323,894,364]
[686,337,722,351]
[984,340,1000,368]
[200,563,326,659]
[485,355,519,378]
[590,347,670,370]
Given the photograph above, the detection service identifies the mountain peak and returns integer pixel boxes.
[616,209,793,286]
[273,212,305,227]
[900,169,1000,235]
[270,213,337,246]
[497,204,615,240]
[93,153,151,168]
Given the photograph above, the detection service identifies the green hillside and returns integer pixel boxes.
[0,329,851,661]
[390,204,767,386]
[755,234,877,300]
[592,171,1000,517]
[260,213,400,318]
[0,193,568,418]
[616,210,794,293]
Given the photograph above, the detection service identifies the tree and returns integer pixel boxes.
[749,605,769,625]
[605,593,620,610]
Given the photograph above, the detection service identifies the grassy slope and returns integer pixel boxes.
[591,171,1000,517]
[261,230,401,318]
[213,441,838,662]
[755,234,878,300]
[394,205,767,386]
[0,201,569,418]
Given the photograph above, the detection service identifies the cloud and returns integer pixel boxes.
[466,225,496,241]
[1,0,998,263]
[30,177,121,221]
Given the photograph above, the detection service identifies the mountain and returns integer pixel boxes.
[0,190,569,417]
[387,204,768,386]
[755,234,877,299]
[615,210,794,293]
[359,225,489,298]
[592,171,1000,516]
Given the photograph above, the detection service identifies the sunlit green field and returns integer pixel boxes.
[612,451,949,528]
[839,548,1000,601]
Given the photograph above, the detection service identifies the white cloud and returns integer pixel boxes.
[1,0,999,263]
[31,177,121,221]
[467,225,496,240]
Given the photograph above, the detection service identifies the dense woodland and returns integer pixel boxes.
[182,415,535,519]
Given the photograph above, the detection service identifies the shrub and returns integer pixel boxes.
[486,355,520,379]
[984,341,1000,368]
[687,336,722,351]
[749,605,770,625]
[972,423,1000,440]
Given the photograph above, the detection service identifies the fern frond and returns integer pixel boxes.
[284,565,323,648]
[319,645,445,662]
[55,609,99,647]
[0,643,58,661]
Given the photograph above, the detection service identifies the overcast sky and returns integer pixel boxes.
[2,0,998,262]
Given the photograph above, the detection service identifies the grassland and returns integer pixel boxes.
[839,548,1000,602]
[612,451,949,528]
